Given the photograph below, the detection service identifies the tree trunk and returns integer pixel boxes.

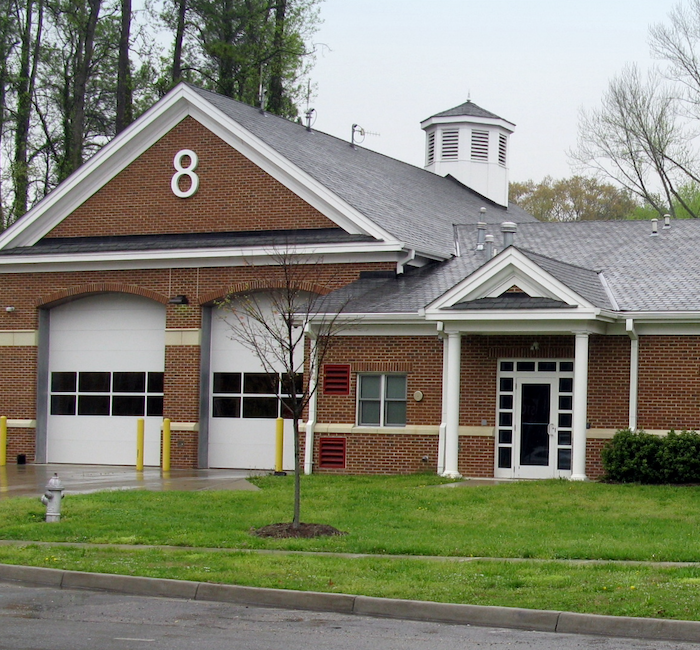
[266,0,286,114]
[12,0,43,220]
[68,0,101,176]
[115,0,132,134]
[172,0,186,84]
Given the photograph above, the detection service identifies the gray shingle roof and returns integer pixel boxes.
[330,219,700,315]
[189,86,534,258]
[0,229,372,256]
[426,100,504,121]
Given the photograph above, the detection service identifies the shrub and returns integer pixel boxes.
[602,429,700,484]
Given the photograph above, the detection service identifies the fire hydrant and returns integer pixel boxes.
[40,473,64,522]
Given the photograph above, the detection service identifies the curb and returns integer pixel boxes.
[2,563,700,643]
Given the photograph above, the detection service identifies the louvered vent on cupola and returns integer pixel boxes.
[426,131,436,165]
[498,134,508,167]
[506,285,525,294]
[441,129,459,160]
[471,130,489,161]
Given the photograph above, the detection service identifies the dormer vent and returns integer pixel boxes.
[441,129,459,160]
[498,134,507,166]
[426,131,435,165]
[471,130,489,161]
[501,221,517,247]
[421,100,515,207]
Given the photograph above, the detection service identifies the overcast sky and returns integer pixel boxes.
[308,0,682,184]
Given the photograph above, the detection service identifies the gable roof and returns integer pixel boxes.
[327,218,700,317]
[0,84,536,262]
[189,86,534,257]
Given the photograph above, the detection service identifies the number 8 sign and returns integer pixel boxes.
[171,149,199,198]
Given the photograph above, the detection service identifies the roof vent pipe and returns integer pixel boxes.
[485,234,494,258]
[476,222,486,250]
[501,221,517,248]
[663,214,671,229]
[651,218,658,236]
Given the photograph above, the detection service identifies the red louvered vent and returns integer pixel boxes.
[324,364,351,395]
[319,437,346,468]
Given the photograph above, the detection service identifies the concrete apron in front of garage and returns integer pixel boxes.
[0,463,259,499]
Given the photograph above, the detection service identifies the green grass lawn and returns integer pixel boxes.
[3,475,700,620]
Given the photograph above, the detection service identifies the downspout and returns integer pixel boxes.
[626,318,639,431]
[397,249,415,275]
[437,322,447,474]
[304,324,319,475]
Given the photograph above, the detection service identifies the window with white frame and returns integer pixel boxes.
[357,374,407,426]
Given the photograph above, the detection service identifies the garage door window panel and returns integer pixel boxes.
[212,371,303,419]
[79,372,110,392]
[50,370,163,417]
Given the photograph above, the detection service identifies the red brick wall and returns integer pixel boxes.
[0,347,37,418]
[45,117,338,238]
[586,438,608,480]
[588,335,629,429]
[311,433,439,474]
[638,336,700,430]
[317,336,443,426]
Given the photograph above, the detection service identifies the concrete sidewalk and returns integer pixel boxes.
[0,464,259,499]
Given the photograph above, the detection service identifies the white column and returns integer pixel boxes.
[437,334,449,475]
[303,333,319,475]
[571,332,589,481]
[443,332,462,479]
[626,319,638,431]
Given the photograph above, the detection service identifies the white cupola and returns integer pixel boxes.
[421,100,514,207]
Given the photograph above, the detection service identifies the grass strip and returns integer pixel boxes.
[2,476,700,562]
[1,543,700,621]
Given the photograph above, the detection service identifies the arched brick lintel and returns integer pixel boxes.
[36,283,170,308]
[199,280,331,306]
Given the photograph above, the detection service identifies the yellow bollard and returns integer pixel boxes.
[136,418,144,471]
[0,416,6,468]
[275,417,284,474]
[162,418,171,472]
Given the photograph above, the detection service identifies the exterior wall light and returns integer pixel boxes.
[168,295,189,305]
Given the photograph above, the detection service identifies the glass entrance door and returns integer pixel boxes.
[495,359,574,479]
[519,383,553,470]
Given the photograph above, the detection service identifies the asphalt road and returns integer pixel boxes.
[2,583,699,650]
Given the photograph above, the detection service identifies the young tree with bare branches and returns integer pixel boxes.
[218,249,356,531]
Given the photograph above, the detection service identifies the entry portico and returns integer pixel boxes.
[417,247,609,481]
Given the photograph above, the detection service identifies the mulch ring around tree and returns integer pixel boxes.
[251,523,347,538]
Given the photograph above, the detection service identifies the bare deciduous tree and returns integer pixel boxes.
[219,248,357,530]
[572,64,700,217]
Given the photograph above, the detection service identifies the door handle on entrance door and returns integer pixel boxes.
[548,423,556,437]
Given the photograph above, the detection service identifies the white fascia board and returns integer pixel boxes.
[320,323,439,337]
[426,248,596,313]
[0,241,406,273]
[0,89,192,249]
[0,84,407,254]
[426,308,602,324]
[440,318,609,336]
[420,115,515,132]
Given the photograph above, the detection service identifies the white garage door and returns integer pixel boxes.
[208,295,301,470]
[47,293,166,466]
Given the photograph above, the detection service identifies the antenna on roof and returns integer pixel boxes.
[305,108,315,132]
[351,124,364,148]
[350,124,380,148]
